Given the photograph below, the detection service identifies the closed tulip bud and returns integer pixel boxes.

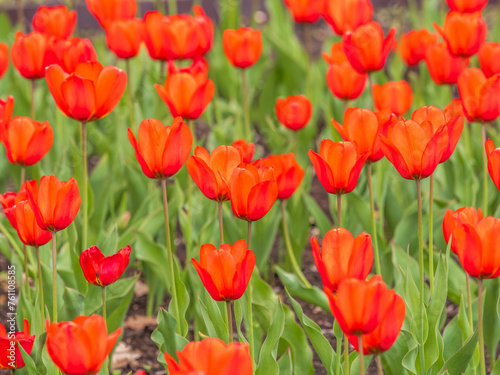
[0,95,14,139]
[45,61,127,122]
[443,206,483,247]
[444,98,465,121]
[46,315,122,375]
[80,245,131,287]
[486,139,500,191]
[232,139,255,163]
[229,164,279,222]
[11,31,51,80]
[0,320,35,369]
[311,228,373,292]
[275,95,312,131]
[128,117,193,180]
[343,21,395,73]
[284,0,324,23]
[48,37,98,73]
[0,43,9,80]
[308,140,368,195]
[323,0,373,36]
[479,42,500,78]
[372,81,413,116]
[32,5,77,40]
[1,117,53,166]
[11,200,52,247]
[446,0,488,12]
[26,175,81,232]
[399,29,438,66]
[0,183,28,228]
[192,240,255,301]
[86,0,137,28]
[105,18,144,59]
[223,28,263,69]
[433,11,486,58]
[165,338,253,375]
[425,43,468,85]
[458,68,500,123]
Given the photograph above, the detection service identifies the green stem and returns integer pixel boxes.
[478,279,486,375]
[125,60,135,130]
[416,180,425,374]
[52,232,57,322]
[358,335,365,375]
[218,201,224,246]
[31,80,35,119]
[335,331,342,375]
[337,194,342,228]
[20,167,25,189]
[368,74,375,110]
[281,200,311,288]
[226,300,233,343]
[429,175,434,296]
[81,122,88,251]
[159,60,166,83]
[304,23,312,96]
[246,221,254,360]
[344,334,350,375]
[342,100,349,117]
[36,246,44,323]
[481,124,488,216]
[242,70,251,140]
[102,286,106,321]
[23,244,30,302]
[168,0,177,14]
[376,355,383,375]
[368,164,381,274]
[466,274,474,330]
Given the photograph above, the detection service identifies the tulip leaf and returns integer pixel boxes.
[234,299,250,345]
[18,341,41,375]
[303,193,333,237]
[197,295,229,343]
[483,278,500,366]
[61,286,85,321]
[381,333,410,375]
[437,330,479,375]
[255,300,285,375]
[169,258,190,337]
[151,307,189,365]
[134,231,171,289]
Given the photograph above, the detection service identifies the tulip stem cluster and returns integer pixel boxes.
[51,232,57,322]
[36,246,44,323]
[429,175,434,295]
[478,279,486,375]
[481,124,488,216]
[367,164,381,274]
[81,122,88,251]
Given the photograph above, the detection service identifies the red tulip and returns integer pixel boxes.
[187,145,241,202]
[11,200,52,247]
[284,0,324,23]
[444,99,466,120]
[0,184,28,228]
[48,37,98,73]
[223,28,263,69]
[229,164,278,221]
[457,68,500,123]
[343,21,395,73]
[167,58,209,77]
[323,0,373,36]
[486,139,500,191]
[446,0,488,12]
[311,228,373,292]
[192,240,255,301]
[308,140,368,195]
[46,315,122,375]
[165,338,253,375]
[275,95,312,131]
[479,42,500,78]
[142,11,170,61]
[425,43,469,85]
[232,139,255,163]
[0,43,9,80]
[80,245,131,286]
[105,18,144,59]
[11,31,51,80]
[443,206,483,247]
[45,61,127,123]
[32,5,77,40]
[399,29,438,66]
[372,81,413,116]
[86,0,137,28]
[26,175,81,232]
[128,117,193,179]
[0,95,14,140]
[0,319,35,369]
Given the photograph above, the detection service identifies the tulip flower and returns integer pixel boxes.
[323,42,367,101]
[283,0,323,23]
[128,117,193,180]
[444,99,465,120]
[0,185,28,228]
[443,206,483,247]
[0,43,9,80]
[0,319,35,369]
[275,95,312,131]
[80,245,131,287]
[323,0,373,36]
[399,29,438,66]
[48,37,98,73]
[187,146,241,202]
[457,68,500,123]
[254,154,304,200]
[45,61,127,123]
[433,11,487,58]
[311,228,373,292]
[1,117,53,166]
[343,21,395,73]
[308,140,368,195]
[0,95,14,138]
[46,315,122,375]
[11,200,52,247]
[155,66,214,120]
[142,11,170,61]
[229,164,279,222]
[479,42,500,78]
[372,81,413,116]
[232,139,255,163]
[86,0,137,28]
[32,5,77,39]
[223,28,263,69]
[347,292,405,355]
[168,58,209,77]
[446,0,488,12]
[425,43,468,85]
[165,338,253,375]
[192,240,255,301]
[11,31,51,80]
[105,18,144,59]
[485,139,500,191]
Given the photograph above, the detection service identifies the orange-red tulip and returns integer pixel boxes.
[168,58,209,77]
[275,95,312,131]
[323,0,373,36]
[425,43,468,85]
[284,0,324,23]
[192,240,255,301]
[433,11,487,58]
[32,5,77,40]
[254,153,304,200]
[128,117,193,180]
[323,42,367,100]
[0,43,9,80]
[372,81,413,116]
[347,292,405,355]
[325,275,396,335]
[311,228,373,292]
[187,145,241,202]
[308,140,368,195]
[343,21,395,73]
[486,139,500,191]
[46,315,122,375]
[11,31,51,80]
[48,37,98,73]
[142,11,170,61]
[80,245,131,286]
[443,206,483,248]
[0,95,14,139]
[0,184,28,228]
[444,98,465,120]
[86,0,137,28]
[479,42,500,78]
[11,200,52,247]
[223,28,263,69]
[457,68,500,122]
[232,139,255,163]
[229,164,278,221]
[165,338,253,375]
[1,117,53,166]
[105,18,143,59]
[399,29,438,66]
[446,0,488,12]
[0,319,35,369]
[26,175,81,232]
[45,61,127,123]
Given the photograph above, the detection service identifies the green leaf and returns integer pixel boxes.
[197,295,228,342]
[169,258,190,337]
[303,194,333,236]
[151,307,189,363]
[437,331,479,375]
[18,342,41,375]
[255,301,285,375]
